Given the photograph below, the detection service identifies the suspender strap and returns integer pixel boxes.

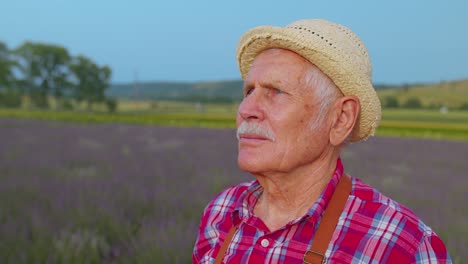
[303,174,352,264]
[214,174,352,264]
[214,224,238,264]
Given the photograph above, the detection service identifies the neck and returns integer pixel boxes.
[253,151,339,231]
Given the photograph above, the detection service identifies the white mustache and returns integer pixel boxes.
[236,121,276,141]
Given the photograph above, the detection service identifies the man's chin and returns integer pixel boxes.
[237,158,267,174]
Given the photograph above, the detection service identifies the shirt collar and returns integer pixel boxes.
[231,158,345,227]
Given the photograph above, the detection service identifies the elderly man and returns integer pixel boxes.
[193,19,451,263]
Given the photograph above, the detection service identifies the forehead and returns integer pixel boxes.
[245,49,311,86]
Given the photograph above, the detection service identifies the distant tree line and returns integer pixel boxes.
[152,95,235,103]
[0,40,116,112]
[381,96,422,109]
[382,95,468,110]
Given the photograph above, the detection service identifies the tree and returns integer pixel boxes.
[0,41,15,90]
[69,55,112,110]
[383,96,399,108]
[403,97,422,109]
[105,98,117,113]
[459,102,468,111]
[0,42,22,108]
[0,90,22,108]
[14,41,71,108]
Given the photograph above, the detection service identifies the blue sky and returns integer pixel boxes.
[1,0,467,84]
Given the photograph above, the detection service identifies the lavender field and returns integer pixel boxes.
[0,118,466,263]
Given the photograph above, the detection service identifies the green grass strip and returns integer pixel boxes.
[1,109,467,141]
[0,109,236,129]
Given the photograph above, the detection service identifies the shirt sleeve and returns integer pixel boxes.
[193,200,214,264]
[412,231,452,264]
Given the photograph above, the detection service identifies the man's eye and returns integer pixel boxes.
[274,89,284,94]
[245,88,254,96]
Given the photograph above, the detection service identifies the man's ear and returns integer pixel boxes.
[329,96,360,146]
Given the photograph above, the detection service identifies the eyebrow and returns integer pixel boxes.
[260,81,280,89]
[243,80,283,91]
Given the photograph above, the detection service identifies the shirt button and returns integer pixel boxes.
[260,238,270,247]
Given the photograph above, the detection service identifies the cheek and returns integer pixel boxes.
[236,113,242,127]
[291,115,313,131]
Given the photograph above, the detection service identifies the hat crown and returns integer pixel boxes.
[285,19,372,79]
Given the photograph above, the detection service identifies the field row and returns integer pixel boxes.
[0,108,467,140]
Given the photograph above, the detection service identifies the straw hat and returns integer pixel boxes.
[236,19,381,142]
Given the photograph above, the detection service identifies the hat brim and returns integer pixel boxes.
[236,26,381,142]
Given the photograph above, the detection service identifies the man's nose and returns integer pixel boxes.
[238,89,264,121]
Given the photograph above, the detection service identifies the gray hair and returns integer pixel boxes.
[303,64,343,131]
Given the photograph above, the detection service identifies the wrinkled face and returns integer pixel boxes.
[236,49,332,174]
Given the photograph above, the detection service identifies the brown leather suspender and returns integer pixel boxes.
[213,223,239,264]
[214,174,352,264]
[303,174,352,264]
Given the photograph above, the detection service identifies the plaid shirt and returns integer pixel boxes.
[193,159,451,263]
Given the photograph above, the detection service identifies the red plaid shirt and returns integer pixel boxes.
[193,159,451,263]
